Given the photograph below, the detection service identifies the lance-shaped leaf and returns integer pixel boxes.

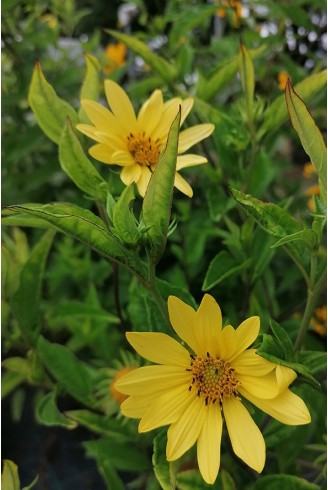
[202,251,252,291]
[1,460,20,490]
[112,184,142,246]
[37,336,98,408]
[196,45,266,101]
[142,109,181,264]
[79,53,100,123]
[230,188,310,277]
[28,61,78,144]
[261,69,327,134]
[59,119,108,202]
[4,203,146,278]
[239,43,254,122]
[286,80,327,203]
[105,30,177,83]
[11,229,55,345]
[36,391,78,429]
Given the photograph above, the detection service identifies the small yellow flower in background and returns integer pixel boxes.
[103,42,126,74]
[40,14,58,30]
[303,161,316,178]
[310,306,327,337]
[77,81,214,197]
[305,184,320,211]
[278,71,290,90]
[115,294,311,484]
[216,0,243,27]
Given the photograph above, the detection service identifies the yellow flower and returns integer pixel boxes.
[110,366,137,405]
[278,71,290,90]
[305,184,320,211]
[115,295,311,484]
[77,81,215,197]
[103,42,126,74]
[310,306,327,337]
[40,14,58,30]
[216,1,243,27]
[303,162,316,178]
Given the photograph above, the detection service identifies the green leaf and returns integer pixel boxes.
[142,109,181,263]
[197,45,266,101]
[2,357,33,380]
[157,278,197,308]
[249,474,320,490]
[264,419,297,449]
[4,203,146,278]
[1,372,25,399]
[37,336,98,408]
[83,440,125,490]
[28,61,78,144]
[300,351,327,375]
[35,391,78,429]
[59,119,108,202]
[238,43,254,120]
[153,430,171,490]
[1,460,20,490]
[261,70,327,134]
[257,334,321,389]
[65,409,135,440]
[285,80,327,203]
[112,184,142,246]
[84,438,149,472]
[11,229,55,345]
[271,229,318,251]
[230,188,309,276]
[202,250,252,291]
[79,53,100,123]
[54,301,119,323]
[169,5,218,48]
[1,213,51,229]
[269,319,294,361]
[105,30,177,83]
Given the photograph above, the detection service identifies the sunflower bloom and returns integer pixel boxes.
[76,81,214,197]
[115,294,311,484]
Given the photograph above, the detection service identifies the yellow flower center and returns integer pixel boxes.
[188,352,240,405]
[127,133,161,167]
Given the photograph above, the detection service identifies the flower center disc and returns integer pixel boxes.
[189,353,240,405]
[127,133,161,167]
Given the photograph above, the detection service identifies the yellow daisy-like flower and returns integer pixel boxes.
[303,161,316,178]
[76,81,215,197]
[305,184,320,211]
[103,42,127,74]
[115,294,311,484]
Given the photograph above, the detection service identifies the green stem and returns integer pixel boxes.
[142,249,170,329]
[294,265,326,355]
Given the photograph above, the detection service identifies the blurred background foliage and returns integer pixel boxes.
[2,0,327,489]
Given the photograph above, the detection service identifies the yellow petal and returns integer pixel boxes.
[139,385,196,432]
[89,143,114,164]
[115,365,190,395]
[136,166,152,197]
[166,395,206,460]
[237,371,280,399]
[215,325,236,359]
[81,99,125,134]
[276,365,297,391]
[120,165,141,185]
[152,98,181,142]
[228,316,260,361]
[194,294,222,356]
[174,173,193,197]
[176,154,207,170]
[138,89,164,136]
[231,349,276,376]
[238,387,311,425]
[223,396,266,473]
[104,79,138,131]
[126,332,191,367]
[76,123,103,143]
[180,98,194,126]
[197,403,223,484]
[178,124,215,153]
[111,150,135,166]
[167,296,200,354]
[94,130,127,150]
[121,393,158,418]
